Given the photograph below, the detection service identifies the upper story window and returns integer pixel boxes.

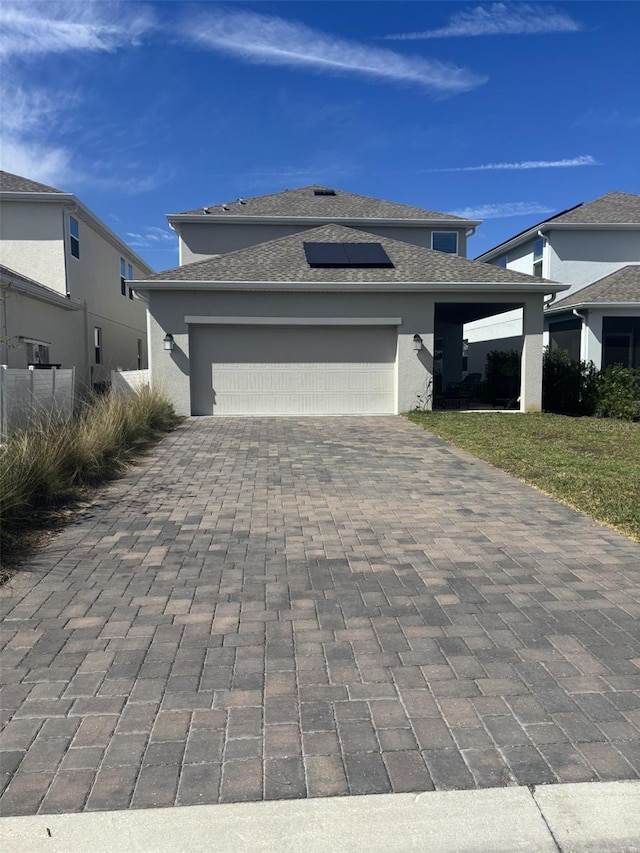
[533,238,544,277]
[120,258,127,295]
[70,217,80,259]
[128,263,134,299]
[497,256,508,269]
[431,232,458,255]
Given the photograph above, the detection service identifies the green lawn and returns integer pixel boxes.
[406,411,640,542]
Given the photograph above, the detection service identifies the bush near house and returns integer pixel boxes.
[485,347,639,420]
[483,350,521,405]
[0,387,177,563]
[595,364,640,421]
[542,348,599,416]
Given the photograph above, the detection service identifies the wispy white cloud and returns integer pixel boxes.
[0,135,72,187]
[126,226,177,249]
[0,0,153,59]
[427,155,600,173]
[0,2,157,189]
[385,3,582,40]
[449,202,556,220]
[572,109,640,128]
[181,10,486,94]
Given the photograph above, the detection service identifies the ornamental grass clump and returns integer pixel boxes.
[0,387,176,556]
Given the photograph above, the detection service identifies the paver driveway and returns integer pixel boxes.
[1,417,639,816]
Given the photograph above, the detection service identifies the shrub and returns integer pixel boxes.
[0,387,176,554]
[542,348,598,415]
[484,350,521,404]
[595,365,640,421]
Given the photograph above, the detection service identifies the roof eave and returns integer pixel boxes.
[166,213,481,229]
[546,300,640,313]
[134,280,568,294]
[0,270,83,310]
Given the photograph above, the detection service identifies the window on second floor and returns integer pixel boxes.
[120,258,127,295]
[497,256,508,269]
[432,232,458,255]
[533,238,544,277]
[128,264,135,298]
[70,217,80,259]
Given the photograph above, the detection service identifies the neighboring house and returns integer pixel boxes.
[134,210,566,417]
[0,170,153,388]
[467,191,640,373]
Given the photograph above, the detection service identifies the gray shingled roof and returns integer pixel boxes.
[550,191,640,225]
[177,185,472,221]
[147,223,546,284]
[551,265,640,310]
[0,170,64,193]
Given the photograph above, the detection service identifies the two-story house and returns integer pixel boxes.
[468,191,640,373]
[0,171,153,389]
[134,185,565,416]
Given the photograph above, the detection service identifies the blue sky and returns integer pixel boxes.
[1,1,639,270]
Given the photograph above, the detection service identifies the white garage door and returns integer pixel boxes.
[190,324,397,416]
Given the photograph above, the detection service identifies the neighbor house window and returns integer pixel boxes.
[120,258,127,295]
[432,232,458,254]
[25,339,50,365]
[533,239,543,277]
[94,327,102,364]
[70,217,80,259]
[497,256,508,269]
[137,339,143,369]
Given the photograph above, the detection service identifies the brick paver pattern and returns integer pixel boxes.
[1,417,639,815]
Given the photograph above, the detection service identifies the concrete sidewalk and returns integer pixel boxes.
[2,781,639,852]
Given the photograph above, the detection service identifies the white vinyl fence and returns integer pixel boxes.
[110,369,150,394]
[0,366,75,440]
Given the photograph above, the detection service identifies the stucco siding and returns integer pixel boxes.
[547,230,640,297]
[0,289,85,377]
[0,202,67,293]
[146,288,544,415]
[178,222,469,264]
[65,214,148,382]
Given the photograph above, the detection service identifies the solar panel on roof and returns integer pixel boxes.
[304,243,349,266]
[344,243,393,267]
[304,242,394,268]
[313,189,336,196]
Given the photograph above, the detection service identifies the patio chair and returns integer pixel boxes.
[439,373,482,408]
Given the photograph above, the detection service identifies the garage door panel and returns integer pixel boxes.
[190,325,396,416]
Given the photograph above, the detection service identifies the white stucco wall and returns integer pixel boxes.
[144,288,546,415]
[177,222,469,264]
[0,202,67,293]
[65,212,149,386]
[146,289,435,415]
[0,287,85,376]
[547,230,640,297]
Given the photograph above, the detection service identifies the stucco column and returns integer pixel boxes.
[581,309,603,369]
[397,298,434,412]
[520,297,543,413]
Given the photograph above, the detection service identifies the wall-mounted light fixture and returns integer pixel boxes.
[163,333,175,352]
[413,334,423,352]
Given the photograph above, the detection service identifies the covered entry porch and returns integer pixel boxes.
[431,297,545,413]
